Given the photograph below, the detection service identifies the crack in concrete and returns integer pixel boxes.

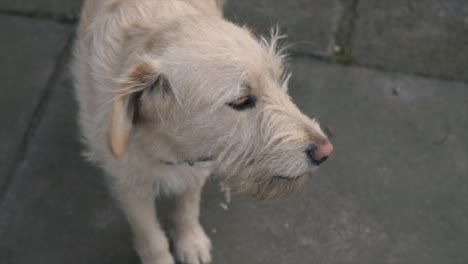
[0,4,465,206]
[0,9,77,24]
[290,51,468,86]
[0,32,75,204]
[333,0,359,53]
[1,4,466,85]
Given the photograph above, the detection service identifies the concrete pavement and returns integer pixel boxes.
[0,1,467,263]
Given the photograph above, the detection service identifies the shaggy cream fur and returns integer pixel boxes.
[73,1,332,263]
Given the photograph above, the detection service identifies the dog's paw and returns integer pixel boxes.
[171,225,212,264]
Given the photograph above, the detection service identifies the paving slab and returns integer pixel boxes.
[1,57,467,264]
[0,0,341,53]
[0,0,83,20]
[224,0,343,55]
[0,15,71,197]
[352,0,468,81]
[288,58,468,264]
[0,67,136,264]
[0,62,384,264]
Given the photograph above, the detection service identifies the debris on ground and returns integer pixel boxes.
[219,202,229,210]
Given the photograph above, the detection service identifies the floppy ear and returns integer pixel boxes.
[109,94,133,158]
[108,61,161,158]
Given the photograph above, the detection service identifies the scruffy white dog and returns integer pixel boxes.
[73,0,333,263]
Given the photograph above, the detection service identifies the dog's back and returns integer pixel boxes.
[78,0,223,32]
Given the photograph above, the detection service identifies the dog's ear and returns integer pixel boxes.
[109,93,133,159]
[109,61,164,158]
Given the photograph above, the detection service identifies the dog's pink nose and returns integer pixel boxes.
[306,140,333,166]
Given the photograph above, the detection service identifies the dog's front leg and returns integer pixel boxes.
[116,187,174,264]
[169,175,212,264]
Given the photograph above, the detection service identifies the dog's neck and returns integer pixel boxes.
[135,127,216,166]
[158,155,215,166]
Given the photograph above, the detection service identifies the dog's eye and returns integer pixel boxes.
[228,96,256,110]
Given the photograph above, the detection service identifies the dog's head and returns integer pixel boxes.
[109,17,333,199]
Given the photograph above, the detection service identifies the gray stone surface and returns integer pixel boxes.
[288,58,468,264]
[0,15,71,196]
[352,0,468,81]
[1,58,467,264]
[0,68,136,264]
[1,1,468,263]
[224,0,343,55]
[0,0,83,20]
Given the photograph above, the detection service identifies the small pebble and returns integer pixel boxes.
[392,86,401,96]
[219,202,229,210]
[332,45,341,54]
[224,187,231,204]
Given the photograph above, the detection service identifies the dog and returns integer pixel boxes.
[72,0,333,263]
